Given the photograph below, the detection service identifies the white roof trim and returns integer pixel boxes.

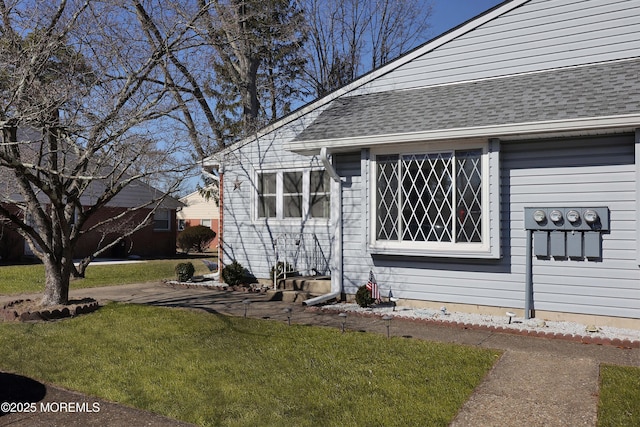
[202,0,528,166]
[284,114,640,154]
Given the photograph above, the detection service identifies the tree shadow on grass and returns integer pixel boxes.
[0,372,47,416]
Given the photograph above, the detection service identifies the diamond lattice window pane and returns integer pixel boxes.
[401,153,453,242]
[456,150,482,242]
[376,155,399,240]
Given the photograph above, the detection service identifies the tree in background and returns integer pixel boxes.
[197,0,307,137]
[302,0,432,96]
[0,0,189,306]
[132,0,431,162]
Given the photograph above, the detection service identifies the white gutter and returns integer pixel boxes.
[303,147,343,306]
[285,114,640,154]
[201,168,220,181]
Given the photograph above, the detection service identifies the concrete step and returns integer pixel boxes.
[266,290,313,304]
[275,275,331,294]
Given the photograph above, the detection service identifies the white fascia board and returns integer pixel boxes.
[284,114,640,154]
[201,0,527,164]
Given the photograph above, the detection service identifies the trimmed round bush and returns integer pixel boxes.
[175,262,195,282]
[355,285,374,307]
[222,260,248,287]
[177,225,216,253]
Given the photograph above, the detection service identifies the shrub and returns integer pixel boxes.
[222,260,248,287]
[175,262,195,282]
[355,285,374,307]
[177,225,216,253]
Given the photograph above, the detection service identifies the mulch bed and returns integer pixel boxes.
[0,298,99,322]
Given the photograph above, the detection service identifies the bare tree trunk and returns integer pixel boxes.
[41,256,71,306]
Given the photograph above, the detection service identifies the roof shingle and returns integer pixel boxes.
[295,58,640,142]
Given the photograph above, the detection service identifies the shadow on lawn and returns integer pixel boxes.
[0,372,47,416]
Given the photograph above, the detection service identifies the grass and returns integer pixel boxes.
[0,303,500,426]
[598,364,640,426]
[0,258,216,295]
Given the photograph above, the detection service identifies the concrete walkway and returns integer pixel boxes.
[2,282,639,426]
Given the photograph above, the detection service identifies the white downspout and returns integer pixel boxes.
[202,163,223,281]
[303,147,342,306]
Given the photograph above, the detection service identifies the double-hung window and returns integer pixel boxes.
[258,173,277,218]
[153,209,171,231]
[372,144,488,255]
[309,170,331,218]
[283,172,303,218]
[256,169,330,220]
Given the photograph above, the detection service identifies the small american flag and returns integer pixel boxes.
[366,270,380,302]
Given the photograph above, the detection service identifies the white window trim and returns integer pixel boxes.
[368,140,494,258]
[254,167,330,222]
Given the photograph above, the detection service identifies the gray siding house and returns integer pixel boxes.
[205,0,640,329]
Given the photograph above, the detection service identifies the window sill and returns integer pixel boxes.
[368,244,500,259]
[254,217,330,225]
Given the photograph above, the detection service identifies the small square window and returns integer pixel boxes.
[153,209,171,231]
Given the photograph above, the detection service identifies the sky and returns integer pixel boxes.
[429,0,506,37]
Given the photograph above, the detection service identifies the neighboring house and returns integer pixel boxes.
[0,131,183,261]
[177,189,220,249]
[204,0,640,329]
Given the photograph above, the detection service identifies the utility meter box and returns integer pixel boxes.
[524,207,609,232]
[524,207,609,259]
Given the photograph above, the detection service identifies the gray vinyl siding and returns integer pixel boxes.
[362,0,640,93]
[505,135,638,317]
[220,121,335,279]
[338,135,639,319]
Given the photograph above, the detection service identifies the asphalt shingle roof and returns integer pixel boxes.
[295,58,640,142]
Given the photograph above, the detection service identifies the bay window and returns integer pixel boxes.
[372,145,488,254]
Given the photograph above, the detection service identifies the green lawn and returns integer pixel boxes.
[0,258,216,295]
[598,364,640,426]
[0,303,500,426]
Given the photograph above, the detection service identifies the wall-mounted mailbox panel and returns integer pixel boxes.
[566,232,582,258]
[533,231,548,256]
[584,232,601,258]
[549,232,566,257]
